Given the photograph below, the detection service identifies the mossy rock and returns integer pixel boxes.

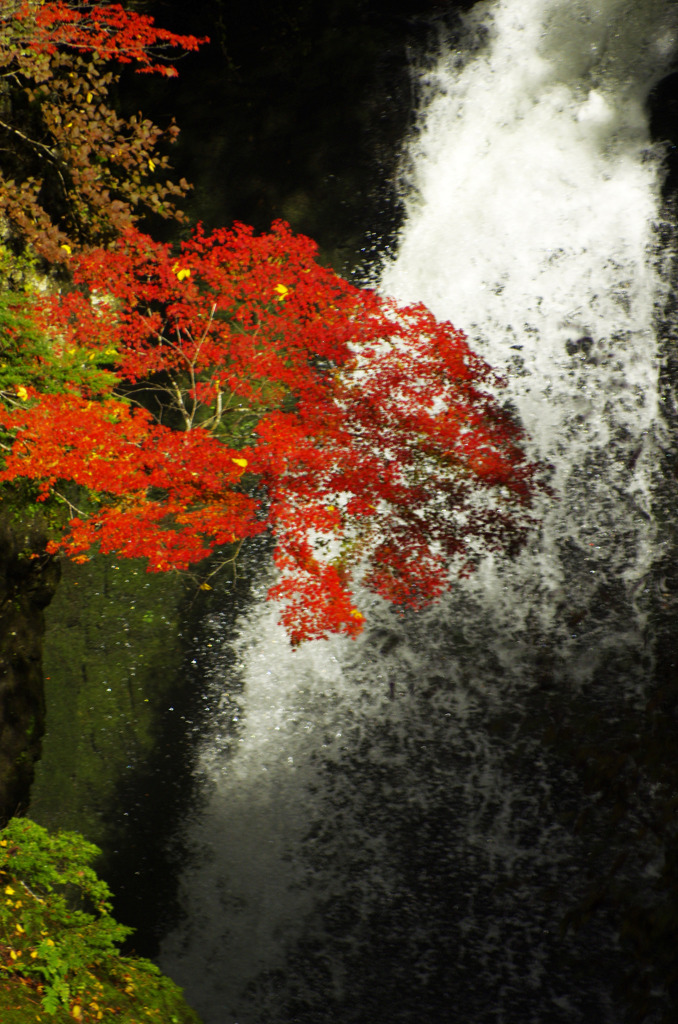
[30,555,187,846]
[0,506,61,821]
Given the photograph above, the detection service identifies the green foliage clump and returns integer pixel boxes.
[0,267,116,404]
[0,263,117,543]
[0,818,201,1023]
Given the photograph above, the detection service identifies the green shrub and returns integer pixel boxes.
[0,818,201,1023]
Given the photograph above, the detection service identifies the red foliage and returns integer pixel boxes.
[11,1,206,75]
[0,222,541,642]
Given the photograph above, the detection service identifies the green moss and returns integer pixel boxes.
[29,555,187,848]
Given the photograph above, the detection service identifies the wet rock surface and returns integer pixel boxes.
[0,514,59,821]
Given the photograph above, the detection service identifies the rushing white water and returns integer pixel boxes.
[381,0,676,641]
[158,3,678,1022]
[383,0,670,444]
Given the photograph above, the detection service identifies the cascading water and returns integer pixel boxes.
[380,0,674,660]
[157,2,678,1022]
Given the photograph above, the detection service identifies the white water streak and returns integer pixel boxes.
[382,0,674,446]
[378,0,678,633]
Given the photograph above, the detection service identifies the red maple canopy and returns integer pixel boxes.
[0,221,541,643]
[8,1,206,74]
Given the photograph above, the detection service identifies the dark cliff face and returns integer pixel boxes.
[127,0,478,272]
[0,516,60,822]
[650,72,678,200]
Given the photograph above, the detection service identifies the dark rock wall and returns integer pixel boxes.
[127,0,477,272]
[0,515,59,821]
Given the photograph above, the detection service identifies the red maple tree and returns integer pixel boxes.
[0,222,541,643]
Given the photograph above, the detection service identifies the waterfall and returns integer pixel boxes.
[380,0,676,651]
[158,3,678,1022]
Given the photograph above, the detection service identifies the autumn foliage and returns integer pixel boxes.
[0,219,541,642]
[0,1,541,643]
[0,1,206,261]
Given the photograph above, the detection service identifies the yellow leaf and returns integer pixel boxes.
[60,244,72,254]
[231,457,248,469]
[199,583,212,591]
[148,158,156,172]
[176,267,190,281]
[86,91,93,103]
[72,1006,82,1019]
[274,283,289,299]
[350,609,364,620]
[4,885,15,895]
